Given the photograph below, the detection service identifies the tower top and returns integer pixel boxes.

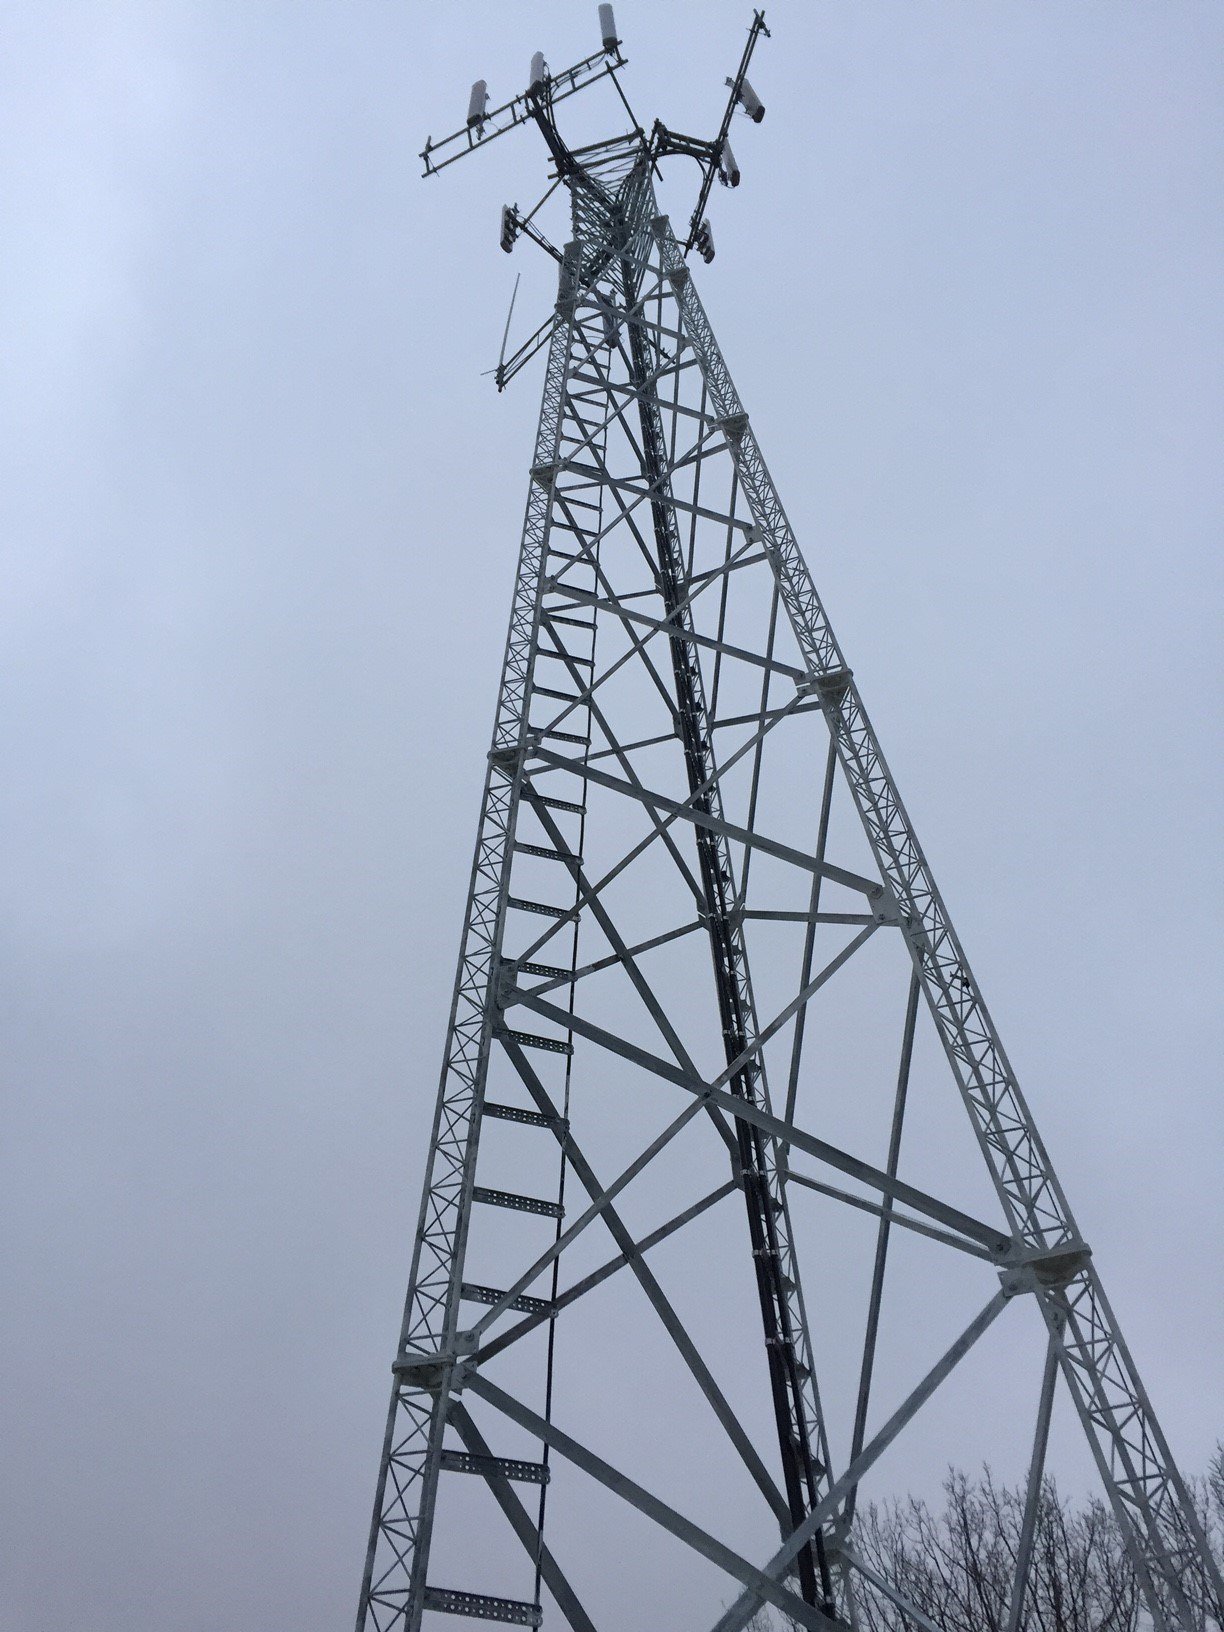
[420,8,770,260]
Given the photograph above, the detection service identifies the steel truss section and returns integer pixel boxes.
[647,214,1220,1631]
[358,281,594,1632]
[358,39,1219,1632]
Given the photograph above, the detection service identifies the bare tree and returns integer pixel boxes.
[745,1454,1222,1631]
[848,1468,1140,1631]
[1208,1442,1224,1534]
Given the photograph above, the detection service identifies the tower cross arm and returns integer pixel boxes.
[677,7,770,250]
[650,124,720,166]
[421,42,627,178]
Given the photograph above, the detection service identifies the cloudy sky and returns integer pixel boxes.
[2,3,1220,1628]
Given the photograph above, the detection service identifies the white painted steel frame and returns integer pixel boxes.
[358,52,1220,1630]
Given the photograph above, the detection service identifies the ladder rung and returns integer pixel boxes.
[460,1282,556,1318]
[422,1587,542,1626]
[502,1027,573,1057]
[518,960,571,980]
[532,684,585,703]
[482,1099,565,1129]
[439,1448,551,1485]
[507,896,568,919]
[546,548,598,566]
[537,794,586,814]
[548,613,596,631]
[536,648,593,669]
[515,842,577,863]
[472,1186,564,1219]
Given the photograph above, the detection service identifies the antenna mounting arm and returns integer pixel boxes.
[681,8,769,252]
[421,42,627,179]
[649,123,719,167]
[504,205,564,264]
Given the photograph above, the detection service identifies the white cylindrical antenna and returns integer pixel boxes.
[718,140,740,188]
[466,79,489,130]
[598,4,619,53]
[738,76,765,123]
[529,51,547,91]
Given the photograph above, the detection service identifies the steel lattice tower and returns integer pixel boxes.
[357,13,1221,1630]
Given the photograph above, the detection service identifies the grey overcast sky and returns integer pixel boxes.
[2,3,1221,1628]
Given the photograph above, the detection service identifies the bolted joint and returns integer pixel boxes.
[649,213,671,240]
[699,901,742,929]
[718,411,750,444]
[488,742,518,773]
[488,732,540,777]
[869,883,902,925]
[391,1350,446,1390]
[796,665,854,707]
[999,1240,1092,1297]
[493,957,521,1009]
[530,460,559,490]
[390,1336,477,1393]
[818,1520,850,1561]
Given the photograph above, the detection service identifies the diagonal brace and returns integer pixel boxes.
[464,1371,838,1632]
[511,989,1011,1256]
[499,1036,790,1523]
[446,1401,600,1632]
[709,1289,1012,1632]
[478,1180,738,1365]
